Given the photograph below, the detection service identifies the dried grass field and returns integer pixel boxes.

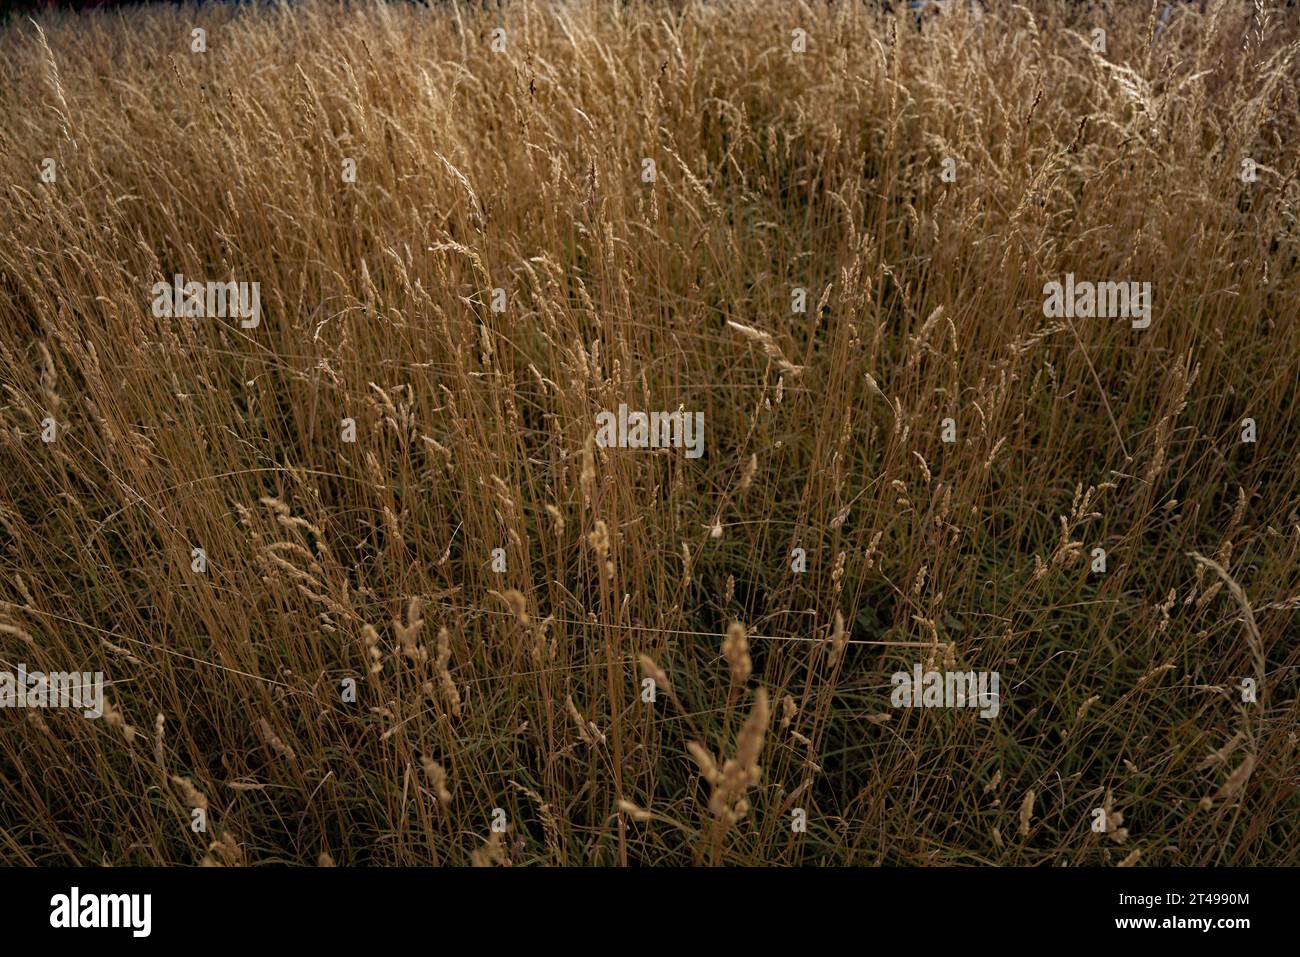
[0,0,1297,867]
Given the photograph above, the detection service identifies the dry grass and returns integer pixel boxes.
[0,0,1297,866]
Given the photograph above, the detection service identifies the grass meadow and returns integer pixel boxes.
[0,0,1297,865]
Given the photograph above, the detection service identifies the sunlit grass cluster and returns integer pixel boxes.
[0,0,1297,866]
